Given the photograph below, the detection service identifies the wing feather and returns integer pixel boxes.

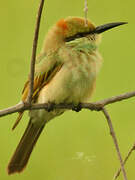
[13,51,63,129]
[22,52,63,102]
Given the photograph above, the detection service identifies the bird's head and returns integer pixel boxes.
[42,17,127,53]
[57,17,127,42]
[57,17,96,42]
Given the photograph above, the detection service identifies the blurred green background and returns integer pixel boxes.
[0,0,135,179]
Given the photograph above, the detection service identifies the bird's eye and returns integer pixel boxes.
[75,34,82,38]
[65,32,84,42]
[65,31,91,42]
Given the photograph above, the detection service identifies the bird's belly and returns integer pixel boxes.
[38,58,97,104]
[65,62,96,103]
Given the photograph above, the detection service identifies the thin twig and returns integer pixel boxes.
[0,102,25,117]
[102,107,127,180]
[95,91,135,106]
[27,0,45,104]
[0,91,135,118]
[113,142,135,180]
[84,0,88,26]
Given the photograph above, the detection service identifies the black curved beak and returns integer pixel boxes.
[94,22,128,34]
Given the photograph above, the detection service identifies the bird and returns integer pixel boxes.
[7,16,126,174]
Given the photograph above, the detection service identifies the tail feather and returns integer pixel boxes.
[7,120,45,175]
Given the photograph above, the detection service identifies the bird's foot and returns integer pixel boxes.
[46,102,55,112]
[72,103,82,112]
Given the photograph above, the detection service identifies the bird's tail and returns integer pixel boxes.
[7,119,45,175]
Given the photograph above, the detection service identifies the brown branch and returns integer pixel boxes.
[0,103,25,117]
[0,91,135,118]
[95,91,135,106]
[27,0,45,104]
[102,107,128,180]
[113,142,135,180]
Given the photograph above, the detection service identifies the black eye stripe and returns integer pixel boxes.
[65,31,94,42]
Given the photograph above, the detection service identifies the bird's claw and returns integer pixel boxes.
[72,103,82,112]
[46,103,55,112]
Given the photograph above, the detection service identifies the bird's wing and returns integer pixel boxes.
[22,51,63,102]
[13,51,63,130]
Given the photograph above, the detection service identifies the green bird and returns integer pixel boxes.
[7,17,126,174]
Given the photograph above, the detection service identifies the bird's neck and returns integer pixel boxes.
[41,26,65,54]
[66,37,98,53]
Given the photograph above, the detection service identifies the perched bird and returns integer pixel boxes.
[7,17,126,174]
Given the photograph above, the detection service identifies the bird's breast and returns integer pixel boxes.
[62,50,102,102]
[38,50,102,104]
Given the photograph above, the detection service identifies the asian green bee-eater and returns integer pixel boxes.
[7,17,126,174]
